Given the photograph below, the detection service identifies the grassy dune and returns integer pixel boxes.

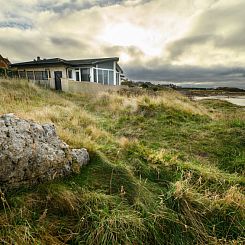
[0,79,244,244]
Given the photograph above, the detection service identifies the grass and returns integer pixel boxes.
[0,79,244,244]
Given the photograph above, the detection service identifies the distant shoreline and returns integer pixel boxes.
[191,95,245,107]
[179,89,245,98]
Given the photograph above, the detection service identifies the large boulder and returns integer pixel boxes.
[0,114,89,190]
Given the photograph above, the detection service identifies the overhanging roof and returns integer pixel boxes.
[11,58,66,67]
[11,57,120,68]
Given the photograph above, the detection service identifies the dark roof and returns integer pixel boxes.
[11,57,120,68]
[11,58,68,68]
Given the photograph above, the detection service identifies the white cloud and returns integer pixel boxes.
[0,0,245,84]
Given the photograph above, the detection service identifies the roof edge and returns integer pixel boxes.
[11,57,120,68]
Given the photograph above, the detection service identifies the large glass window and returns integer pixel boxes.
[19,71,26,79]
[98,70,103,84]
[34,71,42,80]
[109,71,114,85]
[93,68,116,85]
[68,69,72,79]
[42,71,48,80]
[103,70,109,85]
[80,68,90,81]
[34,71,48,80]
[27,71,34,80]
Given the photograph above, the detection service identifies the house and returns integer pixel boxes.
[11,57,123,90]
[0,55,11,69]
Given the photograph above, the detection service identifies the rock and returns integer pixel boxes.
[71,148,90,167]
[0,114,89,190]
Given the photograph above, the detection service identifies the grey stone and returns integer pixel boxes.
[71,148,90,167]
[0,114,89,190]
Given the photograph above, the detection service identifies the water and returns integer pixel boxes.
[193,96,245,107]
[149,80,245,89]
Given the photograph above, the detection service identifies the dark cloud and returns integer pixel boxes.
[125,64,245,88]
[37,0,126,14]
[102,45,145,60]
[167,1,245,59]
[0,21,32,29]
[50,37,82,47]
[191,2,245,34]
[216,28,245,50]
[0,38,42,60]
[0,7,33,30]
[166,35,214,59]
[191,2,245,51]
[48,36,94,58]
[36,0,152,14]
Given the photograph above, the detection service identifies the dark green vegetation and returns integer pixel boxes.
[0,68,18,78]
[0,79,244,244]
[121,80,245,95]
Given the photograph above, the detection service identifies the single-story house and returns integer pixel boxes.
[11,57,123,90]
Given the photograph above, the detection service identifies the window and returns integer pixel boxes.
[103,70,109,85]
[42,71,48,80]
[34,71,42,80]
[97,61,114,69]
[19,71,26,79]
[109,71,114,85]
[93,69,97,83]
[93,68,115,85]
[68,69,72,79]
[80,68,90,81]
[34,71,48,80]
[27,71,34,80]
[98,70,103,84]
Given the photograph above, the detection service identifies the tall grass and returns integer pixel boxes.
[0,79,244,244]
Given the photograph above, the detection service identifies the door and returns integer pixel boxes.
[76,71,80,81]
[54,71,62,90]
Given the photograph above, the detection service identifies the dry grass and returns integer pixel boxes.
[92,89,210,117]
[0,79,244,244]
[138,91,210,116]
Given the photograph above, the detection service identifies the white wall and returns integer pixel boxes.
[61,78,123,94]
[49,67,67,89]
[20,66,67,89]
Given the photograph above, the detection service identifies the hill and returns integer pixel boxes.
[0,79,244,244]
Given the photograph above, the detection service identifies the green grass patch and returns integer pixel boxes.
[0,79,244,244]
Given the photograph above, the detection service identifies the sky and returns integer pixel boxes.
[0,0,245,88]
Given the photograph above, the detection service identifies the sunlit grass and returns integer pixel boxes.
[0,79,244,244]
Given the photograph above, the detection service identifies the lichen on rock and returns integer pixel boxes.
[0,114,89,190]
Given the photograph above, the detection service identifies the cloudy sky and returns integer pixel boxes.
[0,0,245,87]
